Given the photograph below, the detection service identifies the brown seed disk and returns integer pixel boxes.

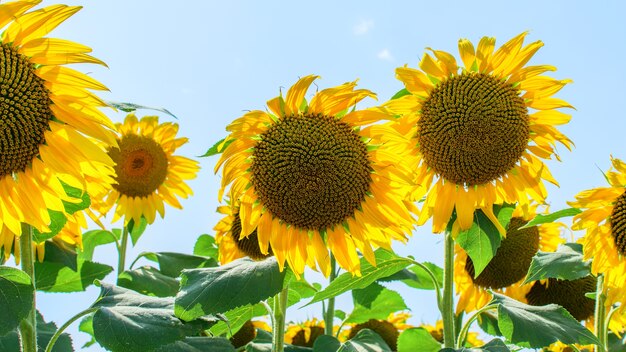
[347,320,399,351]
[526,276,597,321]
[290,326,325,348]
[230,210,272,260]
[610,190,626,255]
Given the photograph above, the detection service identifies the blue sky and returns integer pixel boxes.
[16,0,626,350]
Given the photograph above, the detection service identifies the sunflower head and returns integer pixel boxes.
[215,75,416,276]
[341,312,411,351]
[284,318,326,348]
[229,320,270,348]
[526,276,596,321]
[98,114,200,225]
[387,32,573,233]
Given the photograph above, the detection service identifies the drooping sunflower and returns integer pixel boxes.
[214,199,272,264]
[526,276,597,322]
[420,320,483,347]
[229,320,271,348]
[215,75,416,276]
[284,318,327,348]
[0,0,118,257]
[340,312,412,351]
[386,32,573,233]
[455,205,563,313]
[569,156,626,312]
[97,114,200,226]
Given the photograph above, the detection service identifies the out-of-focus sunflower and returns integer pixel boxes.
[569,157,626,310]
[386,32,572,233]
[215,75,416,276]
[0,0,118,259]
[97,114,200,225]
[229,320,271,348]
[455,205,563,313]
[340,312,412,351]
[420,320,483,347]
[214,199,271,264]
[284,318,327,348]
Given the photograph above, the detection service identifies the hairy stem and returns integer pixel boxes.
[324,256,337,335]
[442,230,455,348]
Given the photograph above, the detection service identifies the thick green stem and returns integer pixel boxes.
[18,223,37,352]
[272,287,288,352]
[45,307,98,352]
[324,256,337,335]
[594,274,607,352]
[442,230,455,348]
[456,304,497,348]
[117,226,129,282]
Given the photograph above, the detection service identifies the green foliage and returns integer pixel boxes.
[79,315,96,348]
[208,303,267,337]
[106,101,178,119]
[492,293,599,348]
[0,266,34,335]
[523,243,591,284]
[61,181,91,215]
[313,335,342,352]
[338,329,392,352]
[379,262,444,290]
[118,266,180,297]
[439,338,510,351]
[137,251,217,277]
[307,249,413,305]
[202,138,234,157]
[518,208,582,229]
[79,229,120,262]
[396,328,441,352]
[457,205,514,277]
[32,210,68,243]
[176,257,285,321]
[194,234,219,258]
[155,337,236,352]
[477,311,502,337]
[346,283,407,324]
[0,311,74,352]
[390,88,411,100]
[92,282,217,352]
[127,217,149,246]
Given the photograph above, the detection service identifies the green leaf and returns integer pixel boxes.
[439,338,510,351]
[477,311,502,337]
[334,310,346,320]
[0,266,34,335]
[118,266,180,297]
[202,138,234,157]
[78,315,96,348]
[390,88,411,100]
[92,283,217,352]
[492,293,599,348]
[106,101,178,119]
[0,311,74,352]
[194,234,219,258]
[246,342,313,352]
[339,329,392,352]
[288,279,319,300]
[35,259,113,293]
[457,205,515,277]
[61,181,91,214]
[79,230,119,262]
[39,240,78,271]
[127,217,149,246]
[155,337,236,352]
[208,304,267,337]
[138,251,218,277]
[313,335,341,352]
[396,328,441,352]
[519,208,582,229]
[346,283,407,324]
[379,262,443,290]
[176,257,286,321]
[307,249,413,305]
[523,243,591,284]
[32,210,68,243]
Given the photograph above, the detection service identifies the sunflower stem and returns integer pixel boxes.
[271,286,288,352]
[18,223,37,352]
[594,274,607,352]
[455,304,497,348]
[117,225,129,283]
[442,229,455,348]
[324,255,337,335]
[45,307,98,352]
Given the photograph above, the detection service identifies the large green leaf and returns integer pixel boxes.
[456,205,514,277]
[439,338,510,351]
[127,217,148,246]
[338,329,392,352]
[519,208,582,229]
[78,315,96,348]
[0,266,34,335]
[307,249,413,305]
[176,257,285,321]
[346,283,407,324]
[379,262,443,290]
[313,335,341,352]
[118,266,180,297]
[396,328,441,352]
[194,234,219,259]
[492,293,599,348]
[92,283,217,352]
[208,304,267,337]
[61,181,91,215]
[155,337,236,352]
[137,251,217,277]
[78,229,119,262]
[0,311,74,352]
[477,311,502,337]
[35,259,113,292]
[32,210,68,243]
[523,243,591,284]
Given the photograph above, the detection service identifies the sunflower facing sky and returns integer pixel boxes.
[96,114,199,226]
[455,205,563,313]
[385,32,573,234]
[569,156,626,312]
[0,0,118,258]
[215,75,416,276]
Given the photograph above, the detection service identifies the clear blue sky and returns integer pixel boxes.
[17,1,626,350]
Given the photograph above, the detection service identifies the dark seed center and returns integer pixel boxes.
[348,320,399,351]
[291,326,325,348]
[526,276,597,321]
[610,190,626,256]
[230,210,272,260]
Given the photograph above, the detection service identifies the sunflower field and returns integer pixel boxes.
[1,1,625,351]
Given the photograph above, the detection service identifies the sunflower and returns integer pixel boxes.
[340,312,412,351]
[0,0,118,259]
[214,199,272,264]
[229,320,271,348]
[569,156,626,310]
[97,114,200,226]
[215,75,416,276]
[455,205,563,313]
[284,318,327,348]
[420,320,483,347]
[386,32,573,234]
